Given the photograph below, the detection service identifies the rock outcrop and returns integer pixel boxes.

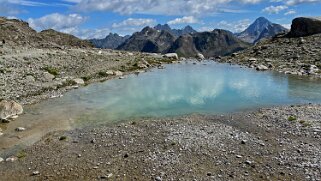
[287,17,321,37]
[0,100,23,120]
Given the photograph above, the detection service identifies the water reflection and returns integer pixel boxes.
[3,61,321,153]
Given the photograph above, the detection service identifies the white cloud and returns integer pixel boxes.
[63,27,110,39]
[28,13,87,31]
[110,18,156,35]
[71,0,263,16]
[281,23,291,29]
[284,10,296,15]
[285,0,321,5]
[111,18,155,28]
[168,16,199,25]
[5,0,50,6]
[26,13,108,39]
[217,19,251,33]
[262,5,288,14]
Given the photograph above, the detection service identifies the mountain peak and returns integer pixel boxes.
[255,17,270,23]
[237,17,287,43]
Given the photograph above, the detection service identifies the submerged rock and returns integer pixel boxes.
[0,100,23,120]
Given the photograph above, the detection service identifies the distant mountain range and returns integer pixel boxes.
[154,24,197,37]
[168,29,250,57]
[236,17,288,43]
[89,17,289,57]
[117,26,176,53]
[89,33,130,49]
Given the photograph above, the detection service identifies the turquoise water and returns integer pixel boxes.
[24,61,321,125]
[3,61,321,152]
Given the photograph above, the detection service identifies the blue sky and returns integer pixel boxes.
[1,0,321,39]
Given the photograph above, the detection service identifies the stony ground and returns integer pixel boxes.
[219,34,321,77]
[0,104,320,180]
[0,45,172,104]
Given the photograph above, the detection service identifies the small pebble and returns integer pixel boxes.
[15,127,26,132]
[32,171,40,176]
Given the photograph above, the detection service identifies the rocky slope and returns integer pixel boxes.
[0,104,320,180]
[154,24,197,37]
[89,33,130,49]
[219,17,321,77]
[236,17,288,43]
[168,29,250,58]
[117,26,176,53]
[0,17,92,48]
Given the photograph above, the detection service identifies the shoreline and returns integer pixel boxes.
[0,104,320,180]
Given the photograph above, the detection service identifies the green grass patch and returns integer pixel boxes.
[288,116,297,122]
[299,120,311,127]
[16,150,27,159]
[44,66,59,76]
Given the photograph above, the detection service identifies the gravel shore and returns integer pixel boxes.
[0,104,320,180]
[0,45,172,104]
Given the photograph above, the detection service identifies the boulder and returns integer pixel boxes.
[256,65,268,71]
[0,100,23,120]
[114,70,123,76]
[43,72,55,81]
[197,53,205,60]
[287,17,321,37]
[73,78,85,85]
[163,53,178,60]
[248,58,257,62]
[106,70,114,75]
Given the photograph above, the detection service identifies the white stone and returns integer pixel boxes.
[114,71,123,76]
[106,70,114,75]
[256,65,268,71]
[164,53,178,60]
[73,78,85,85]
[15,127,26,132]
[197,53,205,60]
[0,100,23,120]
[6,156,18,162]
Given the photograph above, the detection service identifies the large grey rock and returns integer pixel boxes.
[43,72,55,81]
[256,65,268,71]
[287,17,321,37]
[197,53,205,60]
[73,78,85,85]
[0,100,23,120]
[164,53,178,60]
